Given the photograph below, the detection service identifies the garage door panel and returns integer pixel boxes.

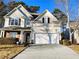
[35,33,60,44]
[35,34,49,44]
[51,34,59,44]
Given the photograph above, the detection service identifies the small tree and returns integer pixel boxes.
[53,8,67,32]
[55,0,72,42]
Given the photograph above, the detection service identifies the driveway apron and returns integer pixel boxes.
[14,44,79,59]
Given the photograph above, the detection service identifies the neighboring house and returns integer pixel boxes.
[70,21,79,44]
[0,5,61,44]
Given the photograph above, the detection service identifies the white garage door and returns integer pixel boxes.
[35,33,61,44]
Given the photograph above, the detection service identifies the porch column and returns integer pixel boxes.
[19,31,24,44]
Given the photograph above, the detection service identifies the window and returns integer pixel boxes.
[42,17,44,23]
[11,19,14,25]
[9,18,11,25]
[27,21,30,25]
[10,32,17,38]
[15,19,18,25]
[48,17,50,23]
[9,18,19,25]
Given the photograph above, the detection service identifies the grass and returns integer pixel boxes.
[0,45,25,59]
[69,45,79,53]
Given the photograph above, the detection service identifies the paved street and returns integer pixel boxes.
[14,44,79,59]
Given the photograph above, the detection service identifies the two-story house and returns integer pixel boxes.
[0,5,61,44]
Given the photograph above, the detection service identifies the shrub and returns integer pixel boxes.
[59,40,71,46]
[63,40,71,46]
[0,38,16,44]
[59,40,63,44]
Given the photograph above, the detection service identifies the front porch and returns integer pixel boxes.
[0,27,31,45]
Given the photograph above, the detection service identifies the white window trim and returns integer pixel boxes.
[9,18,19,26]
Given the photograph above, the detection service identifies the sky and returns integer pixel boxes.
[4,0,78,20]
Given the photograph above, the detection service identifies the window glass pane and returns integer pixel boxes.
[15,19,18,25]
[42,17,44,23]
[10,19,19,25]
[11,19,14,25]
[11,32,17,38]
[9,19,10,25]
[27,21,30,25]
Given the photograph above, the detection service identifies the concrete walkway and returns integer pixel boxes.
[14,44,79,59]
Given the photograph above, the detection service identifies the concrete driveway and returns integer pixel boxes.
[14,44,79,59]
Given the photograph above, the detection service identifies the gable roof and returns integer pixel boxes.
[34,9,58,21]
[34,9,48,20]
[4,4,32,18]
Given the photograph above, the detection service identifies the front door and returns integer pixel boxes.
[25,32,30,44]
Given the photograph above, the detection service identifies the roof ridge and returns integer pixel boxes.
[34,9,49,21]
[4,4,32,18]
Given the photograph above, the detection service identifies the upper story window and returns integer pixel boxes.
[42,17,44,23]
[10,19,14,25]
[48,17,50,23]
[9,18,20,25]
[27,21,30,25]
[42,17,50,23]
[15,20,18,25]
